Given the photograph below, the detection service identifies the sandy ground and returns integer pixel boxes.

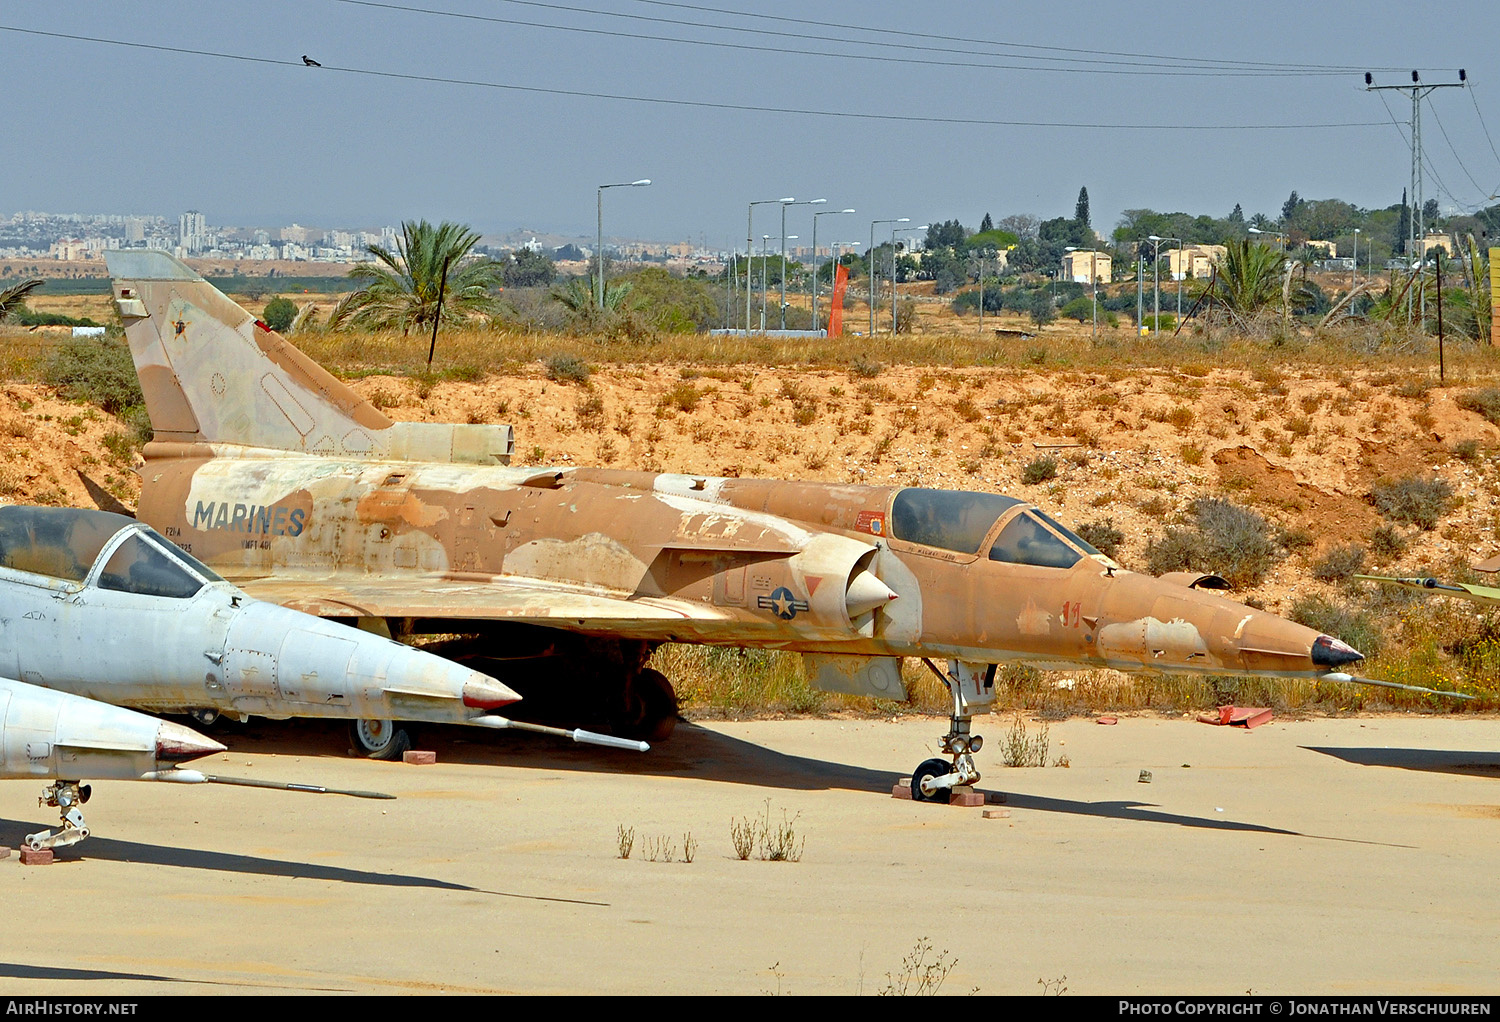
[0,713,1496,995]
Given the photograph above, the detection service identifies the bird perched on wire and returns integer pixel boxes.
[301,55,321,67]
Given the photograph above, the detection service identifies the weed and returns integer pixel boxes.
[543,352,591,384]
[1022,455,1059,485]
[575,391,606,431]
[101,430,137,463]
[850,357,882,378]
[1001,714,1050,767]
[878,938,958,996]
[682,832,697,864]
[730,816,755,860]
[759,802,805,862]
[1180,444,1204,466]
[1370,475,1453,530]
[369,387,400,410]
[660,381,703,413]
[616,824,634,860]
[1038,975,1069,996]
[1453,439,1481,463]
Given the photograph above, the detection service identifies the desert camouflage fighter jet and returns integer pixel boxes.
[108,251,1415,800]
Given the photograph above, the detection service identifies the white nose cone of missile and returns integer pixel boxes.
[0,676,225,782]
[221,601,519,723]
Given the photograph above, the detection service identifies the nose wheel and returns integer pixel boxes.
[26,781,93,850]
[910,660,995,803]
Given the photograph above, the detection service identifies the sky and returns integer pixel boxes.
[7,1,1500,249]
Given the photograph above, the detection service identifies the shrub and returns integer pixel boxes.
[262,296,297,333]
[1075,518,1124,559]
[44,338,144,416]
[543,353,591,384]
[1370,475,1453,530]
[1456,388,1500,425]
[1144,498,1281,587]
[1310,543,1366,582]
[1022,455,1059,485]
[1370,524,1407,559]
[1288,595,1382,660]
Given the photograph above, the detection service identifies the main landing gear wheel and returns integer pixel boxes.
[620,668,679,742]
[911,758,953,804]
[350,718,412,760]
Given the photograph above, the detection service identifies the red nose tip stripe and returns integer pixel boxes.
[462,676,522,709]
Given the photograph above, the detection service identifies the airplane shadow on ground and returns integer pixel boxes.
[0,815,606,906]
[1304,746,1500,777]
[0,961,348,992]
[222,717,1325,840]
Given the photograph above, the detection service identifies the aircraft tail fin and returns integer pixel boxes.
[104,251,511,464]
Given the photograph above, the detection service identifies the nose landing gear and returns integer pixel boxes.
[910,660,995,804]
[26,780,93,850]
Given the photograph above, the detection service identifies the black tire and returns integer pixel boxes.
[350,718,413,761]
[911,758,953,804]
[619,668,679,742]
[188,708,220,728]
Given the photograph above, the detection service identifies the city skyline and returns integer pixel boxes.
[5,2,1500,249]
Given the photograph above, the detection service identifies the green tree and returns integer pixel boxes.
[1281,191,1302,223]
[1075,187,1091,231]
[1228,203,1245,225]
[980,212,994,233]
[505,247,556,287]
[262,296,297,332]
[330,220,504,333]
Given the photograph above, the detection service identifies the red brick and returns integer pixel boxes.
[950,786,984,807]
[983,809,1011,820]
[403,750,437,765]
[20,847,54,865]
[892,779,913,800]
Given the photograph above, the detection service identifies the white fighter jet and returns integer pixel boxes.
[0,674,395,850]
[0,506,644,758]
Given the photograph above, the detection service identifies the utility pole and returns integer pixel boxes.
[1365,70,1467,325]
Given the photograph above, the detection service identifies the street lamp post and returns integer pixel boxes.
[1151,235,1184,326]
[869,218,909,336]
[892,225,928,336]
[811,207,855,331]
[760,235,771,331]
[1352,228,1361,292]
[747,197,795,333]
[1066,246,1100,345]
[597,179,651,309]
[1247,226,1287,250]
[780,199,825,329]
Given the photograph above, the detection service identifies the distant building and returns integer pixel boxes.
[179,210,207,254]
[1061,249,1111,284]
[1166,244,1226,281]
[1304,239,1337,258]
[1413,233,1455,258]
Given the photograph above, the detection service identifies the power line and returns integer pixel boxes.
[625,0,1407,74]
[329,0,1365,77]
[1468,86,1500,179]
[1425,95,1487,200]
[0,25,1390,131]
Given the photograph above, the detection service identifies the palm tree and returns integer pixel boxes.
[1200,240,1288,328]
[549,275,636,330]
[0,278,44,323]
[329,220,503,333]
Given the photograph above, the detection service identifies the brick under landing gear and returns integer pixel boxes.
[893,778,986,807]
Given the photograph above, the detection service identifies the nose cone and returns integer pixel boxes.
[155,720,228,764]
[1311,634,1364,669]
[463,674,521,710]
